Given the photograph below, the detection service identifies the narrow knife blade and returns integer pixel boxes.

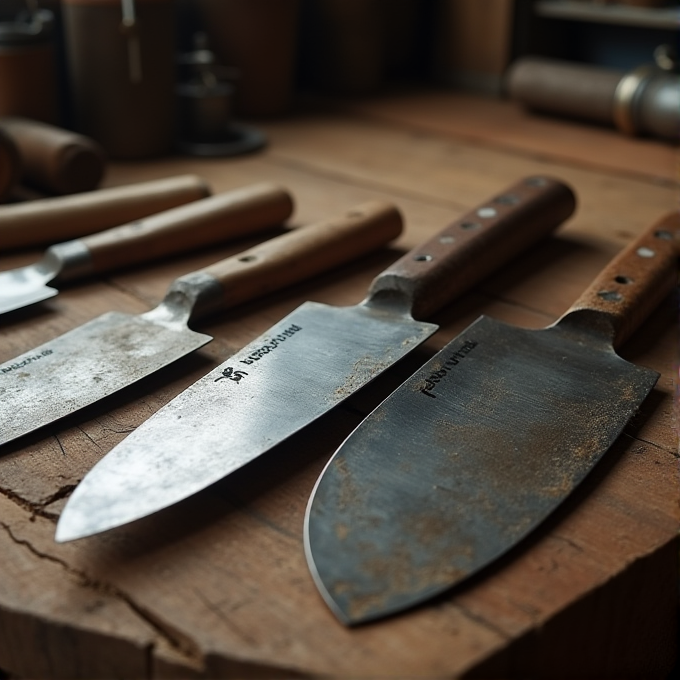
[304,212,678,625]
[55,176,577,541]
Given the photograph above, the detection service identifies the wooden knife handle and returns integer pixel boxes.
[366,176,576,320]
[1,174,210,249]
[77,183,294,275]
[563,211,679,349]
[198,202,403,311]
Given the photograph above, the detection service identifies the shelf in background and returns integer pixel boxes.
[535,0,680,29]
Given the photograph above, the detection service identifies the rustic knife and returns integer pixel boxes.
[55,176,576,542]
[304,212,679,625]
[0,196,404,444]
[0,182,292,315]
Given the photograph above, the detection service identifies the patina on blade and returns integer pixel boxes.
[55,301,435,540]
[305,315,658,624]
[55,176,578,542]
[0,284,214,445]
[304,212,679,625]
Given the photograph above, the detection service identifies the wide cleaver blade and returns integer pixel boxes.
[304,212,679,625]
[55,176,577,542]
[0,182,290,316]
[1,199,400,446]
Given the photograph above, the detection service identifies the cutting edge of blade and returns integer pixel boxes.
[0,285,58,315]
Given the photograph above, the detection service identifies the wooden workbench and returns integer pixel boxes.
[0,91,678,678]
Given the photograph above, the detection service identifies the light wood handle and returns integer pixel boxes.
[565,212,679,348]
[79,183,294,273]
[199,202,403,310]
[1,174,211,249]
[0,117,107,195]
[366,176,577,320]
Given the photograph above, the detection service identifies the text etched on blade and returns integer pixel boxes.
[420,341,478,398]
[214,324,302,385]
[2,349,54,374]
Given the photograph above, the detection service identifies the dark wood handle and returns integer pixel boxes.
[366,176,576,320]
[80,183,294,273]
[564,212,679,348]
[201,202,403,310]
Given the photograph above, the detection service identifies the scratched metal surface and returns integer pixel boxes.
[56,300,437,542]
[304,314,659,625]
[0,312,212,445]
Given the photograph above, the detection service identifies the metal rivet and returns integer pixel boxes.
[655,230,673,240]
[494,194,520,205]
[615,275,633,284]
[477,207,497,219]
[460,222,481,230]
[598,290,623,302]
[636,247,655,258]
[414,254,433,262]
[525,177,548,187]
[439,235,455,244]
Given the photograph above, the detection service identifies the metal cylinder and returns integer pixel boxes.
[507,56,680,142]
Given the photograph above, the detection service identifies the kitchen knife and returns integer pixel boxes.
[0,182,293,315]
[1,200,403,447]
[2,174,210,249]
[55,176,576,543]
[304,212,679,625]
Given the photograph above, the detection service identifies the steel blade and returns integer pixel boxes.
[0,266,57,315]
[0,312,211,445]
[304,315,659,624]
[55,301,436,541]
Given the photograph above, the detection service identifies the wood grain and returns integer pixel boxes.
[0,91,677,678]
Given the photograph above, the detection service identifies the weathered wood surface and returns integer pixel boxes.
[0,93,677,678]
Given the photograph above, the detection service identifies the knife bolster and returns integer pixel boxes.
[42,239,93,282]
[147,271,225,327]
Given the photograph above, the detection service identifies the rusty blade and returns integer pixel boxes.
[304,314,658,625]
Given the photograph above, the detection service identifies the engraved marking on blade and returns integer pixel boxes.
[1,349,54,373]
[238,324,303,365]
[419,340,478,398]
[214,368,248,383]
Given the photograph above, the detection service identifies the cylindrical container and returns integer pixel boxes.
[0,10,59,124]
[0,117,106,194]
[507,56,680,142]
[62,0,175,159]
[195,0,299,117]
[506,57,624,124]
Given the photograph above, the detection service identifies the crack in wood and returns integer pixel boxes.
[0,520,204,673]
[448,601,513,642]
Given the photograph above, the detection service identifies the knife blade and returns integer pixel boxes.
[304,212,679,625]
[54,176,576,543]
[1,174,211,249]
[1,198,402,445]
[0,182,292,315]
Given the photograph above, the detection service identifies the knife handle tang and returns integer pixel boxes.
[193,201,403,314]
[0,174,210,249]
[365,176,576,320]
[562,211,679,349]
[74,183,294,276]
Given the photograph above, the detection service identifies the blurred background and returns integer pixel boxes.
[0,0,677,183]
